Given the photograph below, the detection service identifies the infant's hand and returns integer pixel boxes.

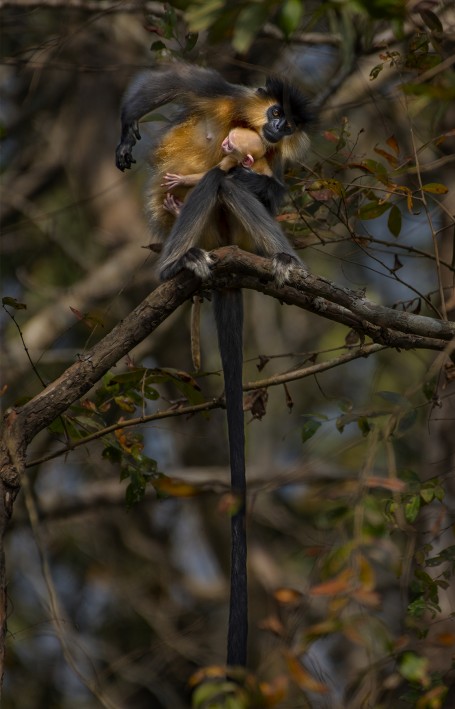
[163,193,183,217]
[162,173,184,190]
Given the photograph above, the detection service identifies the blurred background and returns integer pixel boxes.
[1,1,454,707]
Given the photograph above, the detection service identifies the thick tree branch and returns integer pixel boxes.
[2,246,454,470]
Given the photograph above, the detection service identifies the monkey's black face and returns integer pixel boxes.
[263,104,293,143]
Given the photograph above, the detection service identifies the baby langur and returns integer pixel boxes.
[162,127,272,217]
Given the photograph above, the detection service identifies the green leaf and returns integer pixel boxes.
[354,0,406,20]
[396,409,417,435]
[47,418,66,435]
[186,0,225,33]
[387,204,402,237]
[124,469,147,507]
[192,679,245,707]
[357,416,371,436]
[358,201,391,220]
[2,296,27,310]
[370,63,383,80]
[110,369,160,401]
[338,398,353,413]
[148,367,206,405]
[422,377,437,401]
[114,396,136,413]
[405,494,420,523]
[399,652,430,685]
[301,416,322,443]
[407,597,426,618]
[422,182,448,194]
[150,41,167,52]
[420,484,435,504]
[419,9,443,32]
[376,390,409,407]
[232,4,269,54]
[185,32,198,52]
[102,445,122,464]
[427,545,455,566]
[279,0,303,37]
[357,158,389,183]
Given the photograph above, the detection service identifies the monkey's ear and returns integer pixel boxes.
[242,154,255,168]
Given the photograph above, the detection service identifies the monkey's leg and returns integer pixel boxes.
[220,180,304,286]
[213,289,247,667]
[159,169,224,280]
[228,166,286,216]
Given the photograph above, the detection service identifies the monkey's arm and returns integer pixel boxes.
[220,175,302,285]
[162,154,239,190]
[163,153,239,190]
[116,64,246,171]
[228,166,286,215]
[162,172,206,190]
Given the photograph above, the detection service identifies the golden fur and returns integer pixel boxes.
[146,90,308,239]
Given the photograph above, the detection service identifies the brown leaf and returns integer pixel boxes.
[283,383,293,412]
[259,615,285,636]
[386,135,400,155]
[274,587,303,605]
[351,589,381,608]
[259,675,288,706]
[310,568,353,596]
[365,476,406,492]
[286,653,328,693]
[244,388,268,420]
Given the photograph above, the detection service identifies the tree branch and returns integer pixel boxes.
[2,246,454,465]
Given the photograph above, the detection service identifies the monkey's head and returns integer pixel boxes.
[222,127,265,167]
[250,77,312,161]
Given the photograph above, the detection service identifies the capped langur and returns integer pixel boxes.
[161,126,274,218]
[116,63,312,668]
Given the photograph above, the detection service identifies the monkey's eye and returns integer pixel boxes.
[271,107,281,118]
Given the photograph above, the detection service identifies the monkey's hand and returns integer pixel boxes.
[162,173,186,190]
[115,121,141,171]
[272,252,303,287]
[163,193,183,217]
[160,247,215,281]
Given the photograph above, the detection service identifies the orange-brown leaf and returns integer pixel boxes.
[351,588,381,607]
[258,615,285,637]
[188,665,227,687]
[386,135,400,155]
[259,676,288,706]
[310,568,353,596]
[274,587,303,605]
[286,654,328,693]
[365,476,407,491]
[154,476,199,497]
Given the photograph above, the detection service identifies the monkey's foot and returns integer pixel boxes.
[160,247,214,281]
[163,193,183,217]
[271,252,301,287]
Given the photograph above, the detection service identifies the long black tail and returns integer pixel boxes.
[213,288,247,667]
